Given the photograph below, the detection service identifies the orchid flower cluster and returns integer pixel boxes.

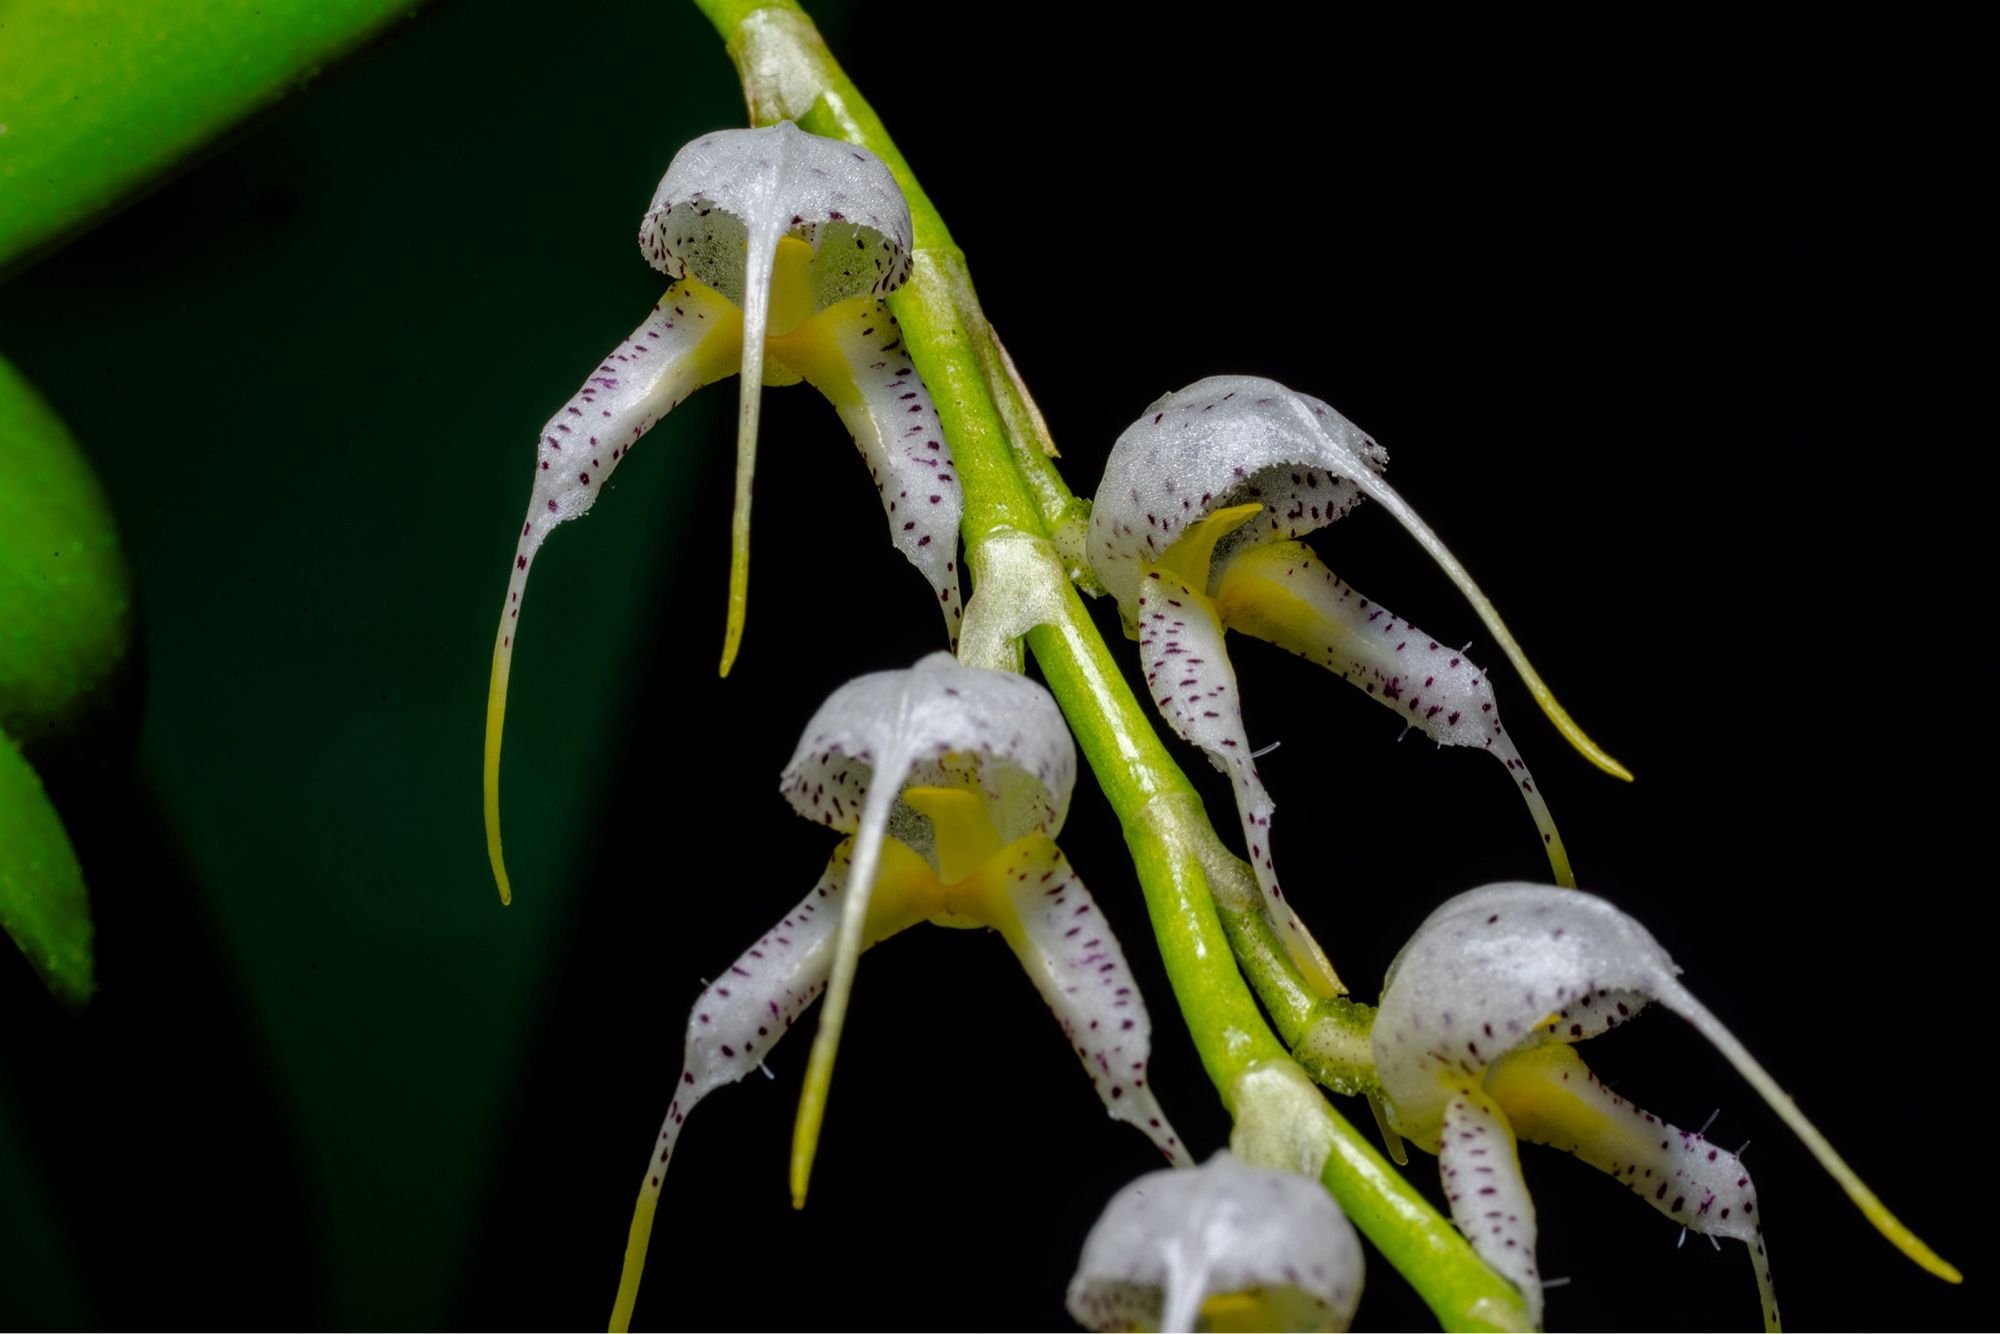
[481,42,1957,1332]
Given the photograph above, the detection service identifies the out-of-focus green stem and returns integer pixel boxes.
[690,5,1528,1326]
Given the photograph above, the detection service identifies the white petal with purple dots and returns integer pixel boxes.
[987,834,1187,1164]
[770,298,962,648]
[1068,1152,1364,1333]
[1133,564,1338,994]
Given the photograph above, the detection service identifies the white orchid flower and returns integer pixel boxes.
[1087,375,1630,988]
[1373,882,1959,1329]
[1068,1151,1364,1333]
[484,122,965,904]
[608,653,1187,1331]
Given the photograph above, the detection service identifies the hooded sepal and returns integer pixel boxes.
[1068,1151,1365,1333]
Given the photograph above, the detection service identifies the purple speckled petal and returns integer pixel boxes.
[484,278,742,905]
[1439,1087,1542,1328]
[1068,1152,1364,1333]
[773,299,962,650]
[1487,1042,1779,1329]
[1215,540,1571,885]
[1133,566,1338,994]
[990,834,1188,1165]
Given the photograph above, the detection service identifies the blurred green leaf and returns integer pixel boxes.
[0,728,92,1007]
[0,354,132,758]
[0,0,427,275]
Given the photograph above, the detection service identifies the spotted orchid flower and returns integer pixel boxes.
[1372,882,1959,1329]
[608,653,1187,1331]
[484,122,964,904]
[1087,375,1629,985]
[1068,1151,1365,1333]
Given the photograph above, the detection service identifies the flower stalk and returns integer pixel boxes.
[688,2,1532,1326]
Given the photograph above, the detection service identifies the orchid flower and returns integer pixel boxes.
[1087,375,1630,986]
[1068,1151,1365,1333]
[608,653,1187,1331]
[484,122,964,904]
[1372,882,1959,1329]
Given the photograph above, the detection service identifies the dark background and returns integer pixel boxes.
[0,3,1977,1329]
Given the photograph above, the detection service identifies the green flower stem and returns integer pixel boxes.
[691,4,1528,1326]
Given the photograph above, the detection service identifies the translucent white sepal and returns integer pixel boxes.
[992,834,1188,1164]
[790,300,963,649]
[611,844,853,1332]
[1134,566,1338,993]
[1216,540,1571,884]
[485,278,740,904]
[1440,1087,1542,1328]
[640,121,913,306]
[1068,1152,1364,1333]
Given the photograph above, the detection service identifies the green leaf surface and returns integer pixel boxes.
[0,728,93,1007]
[0,354,133,758]
[0,0,427,275]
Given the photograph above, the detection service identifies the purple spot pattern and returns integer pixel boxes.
[628,844,850,1210]
[779,654,1072,844]
[1440,1089,1543,1327]
[1134,568,1321,978]
[999,835,1186,1165]
[1086,376,1385,617]
[813,300,963,649]
[1219,541,1561,859]
[638,123,914,306]
[495,282,732,662]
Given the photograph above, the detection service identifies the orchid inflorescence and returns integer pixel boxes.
[484,35,1958,1330]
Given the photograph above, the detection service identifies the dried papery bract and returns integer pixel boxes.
[608,653,1186,1332]
[1086,376,1629,962]
[1068,1151,1364,1333]
[483,123,963,905]
[1372,882,1960,1329]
